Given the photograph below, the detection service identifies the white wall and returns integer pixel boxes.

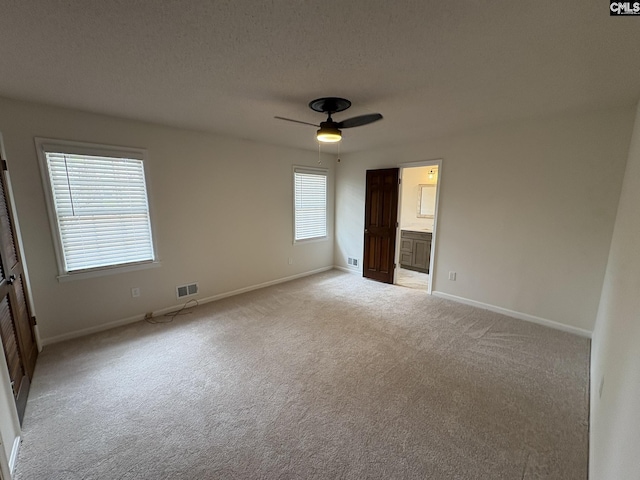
[0,97,335,343]
[335,108,633,332]
[589,102,640,479]
[399,166,436,231]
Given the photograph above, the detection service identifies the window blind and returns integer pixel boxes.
[294,169,327,241]
[45,152,155,273]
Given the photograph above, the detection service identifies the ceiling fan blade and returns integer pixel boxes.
[337,113,383,129]
[274,116,319,127]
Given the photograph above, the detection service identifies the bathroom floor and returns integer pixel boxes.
[396,267,429,291]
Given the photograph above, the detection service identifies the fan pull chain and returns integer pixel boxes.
[337,141,341,163]
[318,142,322,165]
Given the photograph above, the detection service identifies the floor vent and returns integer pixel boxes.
[347,257,359,267]
[176,282,199,299]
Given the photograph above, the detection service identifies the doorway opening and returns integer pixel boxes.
[395,162,441,293]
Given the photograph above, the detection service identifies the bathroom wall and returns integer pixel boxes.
[400,166,438,231]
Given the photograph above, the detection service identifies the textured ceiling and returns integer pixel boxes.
[1,1,639,153]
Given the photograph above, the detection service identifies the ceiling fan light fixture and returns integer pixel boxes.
[316,126,342,143]
[275,97,382,144]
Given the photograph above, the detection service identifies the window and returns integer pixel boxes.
[294,167,327,242]
[36,139,156,277]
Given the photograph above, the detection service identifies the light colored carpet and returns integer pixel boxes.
[15,270,589,479]
[396,267,429,291]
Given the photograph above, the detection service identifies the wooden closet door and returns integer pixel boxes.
[0,157,37,423]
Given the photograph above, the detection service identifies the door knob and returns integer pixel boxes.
[364,229,369,234]
[7,275,15,285]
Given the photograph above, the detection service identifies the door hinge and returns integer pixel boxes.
[1,159,7,171]
[398,178,401,185]
[396,222,399,228]
[31,315,37,326]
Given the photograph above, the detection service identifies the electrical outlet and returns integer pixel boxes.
[599,376,605,399]
[288,257,293,265]
[131,287,140,298]
[448,271,457,281]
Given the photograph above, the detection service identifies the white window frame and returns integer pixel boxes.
[293,166,328,243]
[35,138,160,281]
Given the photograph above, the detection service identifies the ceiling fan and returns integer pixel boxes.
[275,97,383,143]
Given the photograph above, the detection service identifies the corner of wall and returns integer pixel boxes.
[589,100,640,479]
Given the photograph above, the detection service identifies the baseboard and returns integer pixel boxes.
[9,435,20,474]
[41,311,148,346]
[431,291,592,338]
[188,266,334,307]
[41,266,334,346]
[334,265,360,275]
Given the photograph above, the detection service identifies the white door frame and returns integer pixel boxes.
[395,158,443,294]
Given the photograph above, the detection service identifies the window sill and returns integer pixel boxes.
[57,260,162,282]
[294,236,328,245]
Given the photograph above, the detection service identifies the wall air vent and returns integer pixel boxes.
[176,282,199,299]
[347,257,359,267]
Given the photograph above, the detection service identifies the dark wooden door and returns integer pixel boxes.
[0,155,37,423]
[363,168,399,283]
